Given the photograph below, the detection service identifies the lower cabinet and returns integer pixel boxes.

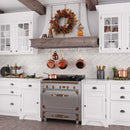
[0,95,19,116]
[111,102,130,121]
[83,93,106,120]
[20,89,40,121]
[82,81,107,127]
[0,79,41,121]
[110,83,130,126]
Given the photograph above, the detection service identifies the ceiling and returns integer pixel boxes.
[0,0,130,13]
[0,0,29,13]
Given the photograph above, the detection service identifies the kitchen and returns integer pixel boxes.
[1,0,130,130]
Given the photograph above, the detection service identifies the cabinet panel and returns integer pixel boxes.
[0,24,12,53]
[0,95,19,114]
[16,22,32,53]
[85,84,105,92]
[100,14,122,52]
[126,14,130,51]
[111,84,130,92]
[0,12,39,55]
[84,93,105,120]
[21,89,39,115]
[111,102,130,121]
[111,93,130,101]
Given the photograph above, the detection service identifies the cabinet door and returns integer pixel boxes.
[83,93,106,120]
[21,89,39,116]
[100,14,122,52]
[126,14,130,51]
[15,22,33,54]
[0,24,13,54]
[43,90,79,113]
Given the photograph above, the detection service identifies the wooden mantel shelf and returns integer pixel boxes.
[30,37,99,49]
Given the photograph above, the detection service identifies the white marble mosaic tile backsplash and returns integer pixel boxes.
[0,48,130,79]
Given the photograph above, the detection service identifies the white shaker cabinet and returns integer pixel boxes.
[0,81,20,116]
[0,79,41,121]
[96,3,130,53]
[82,81,107,127]
[0,11,39,55]
[110,83,130,125]
[20,81,41,121]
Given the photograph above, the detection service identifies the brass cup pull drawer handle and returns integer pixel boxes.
[120,87,125,89]
[52,94,69,97]
[28,84,32,87]
[92,87,97,90]
[51,114,69,118]
[120,110,125,113]
[120,96,125,99]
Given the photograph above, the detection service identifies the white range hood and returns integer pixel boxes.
[39,0,91,37]
[30,0,98,49]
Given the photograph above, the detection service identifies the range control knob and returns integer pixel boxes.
[73,86,76,90]
[62,86,65,88]
[46,85,48,89]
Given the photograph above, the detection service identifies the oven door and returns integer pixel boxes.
[42,89,79,113]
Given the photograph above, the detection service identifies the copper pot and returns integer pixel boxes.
[52,51,59,60]
[47,51,56,69]
[43,72,58,79]
[76,50,86,69]
[58,51,68,69]
[118,69,128,78]
[48,74,57,79]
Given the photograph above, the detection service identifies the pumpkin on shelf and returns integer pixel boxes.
[77,23,84,36]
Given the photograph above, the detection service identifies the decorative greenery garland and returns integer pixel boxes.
[50,9,78,35]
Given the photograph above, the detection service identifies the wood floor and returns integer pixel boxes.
[0,116,130,130]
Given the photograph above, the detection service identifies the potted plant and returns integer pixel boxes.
[112,67,117,78]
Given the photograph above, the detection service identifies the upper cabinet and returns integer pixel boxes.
[96,3,130,53]
[0,11,39,55]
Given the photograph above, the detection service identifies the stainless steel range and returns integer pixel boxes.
[41,75,85,124]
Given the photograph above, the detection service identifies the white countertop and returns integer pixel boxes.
[0,77,42,81]
[83,79,130,82]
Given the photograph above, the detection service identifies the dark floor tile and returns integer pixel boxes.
[0,116,130,130]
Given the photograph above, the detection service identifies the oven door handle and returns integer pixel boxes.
[51,94,69,97]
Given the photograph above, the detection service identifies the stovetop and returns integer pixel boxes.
[43,75,85,81]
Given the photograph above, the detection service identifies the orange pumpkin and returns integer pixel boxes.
[20,75,24,78]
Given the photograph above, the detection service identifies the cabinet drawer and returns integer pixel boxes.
[21,82,38,89]
[111,93,130,101]
[0,88,20,96]
[9,89,20,96]
[43,112,79,121]
[8,96,19,113]
[0,81,18,88]
[0,95,19,113]
[85,84,105,92]
[111,102,130,120]
[111,84,130,92]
